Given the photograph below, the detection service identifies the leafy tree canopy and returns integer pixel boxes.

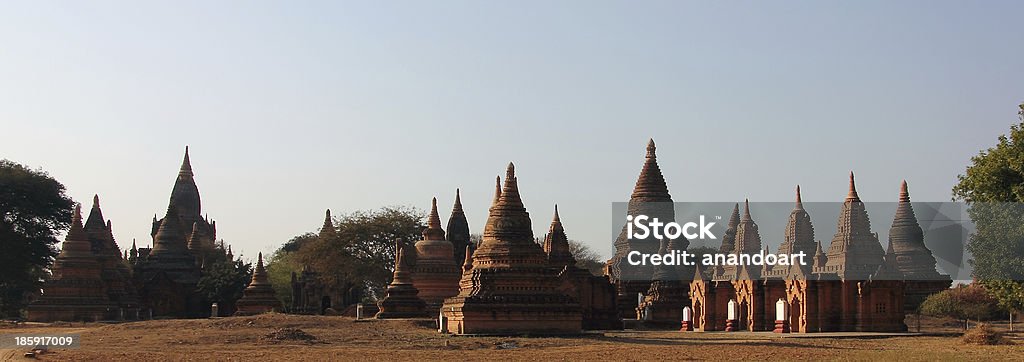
[952,103,1024,308]
[196,257,252,313]
[920,284,1003,330]
[269,206,424,304]
[0,160,75,318]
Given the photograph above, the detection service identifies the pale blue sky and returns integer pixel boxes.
[2,1,1021,261]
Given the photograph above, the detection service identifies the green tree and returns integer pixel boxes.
[266,233,317,307]
[920,284,1002,330]
[196,258,252,315]
[0,160,75,318]
[294,206,424,302]
[952,102,1024,310]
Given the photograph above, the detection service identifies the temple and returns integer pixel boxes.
[688,175,910,333]
[606,139,681,320]
[442,163,582,335]
[27,205,116,322]
[410,198,462,311]
[84,195,140,319]
[888,181,952,309]
[446,189,472,267]
[235,252,282,315]
[132,147,236,318]
[376,241,429,318]
[544,206,622,330]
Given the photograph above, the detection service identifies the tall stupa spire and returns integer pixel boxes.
[453,188,464,213]
[718,203,741,254]
[795,185,804,210]
[888,180,943,279]
[168,146,202,222]
[319,209,335,239]
[490,176,502,208]
[422,197,446,240]
[446,188,472,266]
[631,138,671,201]
[59,204,93,258]
[846,171,860,202]
[826,171,884,279]
[179,146,193,177]
[778,185,816,257]
[544,205,575,268]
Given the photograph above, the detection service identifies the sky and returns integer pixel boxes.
[1,1,1022,262]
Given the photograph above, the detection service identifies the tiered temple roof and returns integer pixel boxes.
[542,205,575,269]
[83,195,139,318]
[719,204,740,253]
[442,163,582,334]
[446,189,472,267]
[235,252,281,315]
[543,206,622,330]
[28,205,115,322]
[376,241,428,318]
[778,186,816,257]
[152,147,216,254]
[606,140,680,319]
[888,181,943,279]
[824,172,885,279]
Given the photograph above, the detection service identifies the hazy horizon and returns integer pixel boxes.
[3,1,1022,261]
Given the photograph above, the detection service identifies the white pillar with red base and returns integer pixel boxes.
[773,298,790,333]
[680,306,693,331]
[725,299,738,332]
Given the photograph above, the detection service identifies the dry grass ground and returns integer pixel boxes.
[2,313,1022,361]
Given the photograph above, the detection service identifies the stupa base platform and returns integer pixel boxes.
[443,303,583,335]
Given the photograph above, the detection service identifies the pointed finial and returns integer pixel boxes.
[497,162,525,209]
[742,199,752,221]
[795,185,804,210]
[492,176,502,206]
[258,251,264,266]
[846,171,860,202]
[453,188,463,212]
[646,138,656,158]
[729,203,740,227]
[131,239,137,249]
[899,180,910,202]
[423,197,445,240]
[553,204,560,222]
[73,203,82,224]
[92,194,100,208]
[326,208,331,219]
[179,146,193,176]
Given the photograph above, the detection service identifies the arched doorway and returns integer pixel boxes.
[321,296,331,315]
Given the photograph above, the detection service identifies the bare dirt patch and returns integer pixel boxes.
[0,313,1021,361]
